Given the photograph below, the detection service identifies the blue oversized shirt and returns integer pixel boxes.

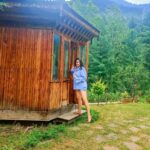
[71,67,87,90]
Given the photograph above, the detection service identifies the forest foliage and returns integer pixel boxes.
[69,0,150,102]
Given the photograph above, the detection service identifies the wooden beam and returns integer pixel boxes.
[59,22,89,41]
[62,9,99,37]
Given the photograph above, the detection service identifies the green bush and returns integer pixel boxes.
[88,91,98,103]
[88,91,122,103]
[108,92,122,102]
[121,91,130,99]
[90,80,107,103]
[139,89,150,103]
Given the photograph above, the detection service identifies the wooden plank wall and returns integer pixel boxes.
[0,27,59,111]
[0,27,89,112]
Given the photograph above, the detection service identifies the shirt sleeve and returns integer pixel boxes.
[75,67,87,83]
[80,67,87,82]
[70,68,75,74]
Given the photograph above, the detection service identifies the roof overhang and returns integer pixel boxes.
[0,0,100,42]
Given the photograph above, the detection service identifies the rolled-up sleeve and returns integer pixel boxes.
[75,67,87,83]
[70,68,75,74]
[80,67,87,82]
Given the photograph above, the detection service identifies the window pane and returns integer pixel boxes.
[53,34,60,80]
[83,45,86,65]
[64,41,69,78]
[80,45,86,65]
[79,46,83,60]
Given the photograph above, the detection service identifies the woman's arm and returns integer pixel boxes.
[70,65,75,74]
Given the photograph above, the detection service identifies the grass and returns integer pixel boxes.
[0,103,150,150]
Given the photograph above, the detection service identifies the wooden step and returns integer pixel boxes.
[52,109,86,124]
[58,109,86,121]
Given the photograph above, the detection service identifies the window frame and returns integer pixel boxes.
[63,40,70,79]
[52,33,61,81]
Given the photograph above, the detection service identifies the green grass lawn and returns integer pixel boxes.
[0,103,150,150]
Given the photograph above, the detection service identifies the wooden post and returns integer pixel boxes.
[60,36,64,109]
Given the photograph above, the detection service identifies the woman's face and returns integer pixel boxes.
[76,60,80,67]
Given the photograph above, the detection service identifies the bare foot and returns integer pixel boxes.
[73,111,82,115]
[87,115,92,123]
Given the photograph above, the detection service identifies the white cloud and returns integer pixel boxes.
[125,0,150,4]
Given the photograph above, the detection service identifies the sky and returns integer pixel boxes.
[125,0,150,4]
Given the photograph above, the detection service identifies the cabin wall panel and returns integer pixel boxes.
[0,27,54,111]
[49,83,61,110]
[0,27,84,111]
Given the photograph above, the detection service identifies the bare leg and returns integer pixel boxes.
[75,90,82,114]
[80,90,92,122]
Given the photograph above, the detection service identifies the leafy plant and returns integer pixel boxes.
[90,80,107,104]
[121,91,130,99]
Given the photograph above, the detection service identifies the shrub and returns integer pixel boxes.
[90,80,107,103]
[139,89,150,103]
[109,92,122,102]
[121,91,130,99]
[88,91,98,103]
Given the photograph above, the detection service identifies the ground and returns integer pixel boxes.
[0,103,150,150]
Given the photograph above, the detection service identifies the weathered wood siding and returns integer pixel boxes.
[0,27,89,112]
[0,27,55,111]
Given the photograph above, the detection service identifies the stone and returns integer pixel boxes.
[129,127,140,133]
[86,130,94,136]
[103,145,119,150]
[116,122,124,126]
[140,134,150,140]
[124,120,134,123]
[137,118,145,122]
[130,136,140,142]
[108,123,118,128]
[123,142,142,150]
[138,117,149,121]
[106,133,118,140]
[138,125,148,129]
[120,130,128,134]
[94,125,104,130]
[95,135,106,143]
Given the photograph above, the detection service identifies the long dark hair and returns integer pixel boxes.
[74,58,84,69]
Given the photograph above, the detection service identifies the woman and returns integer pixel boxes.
[70,58,92,123]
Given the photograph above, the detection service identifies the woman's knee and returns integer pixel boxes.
[80,91,87,99]
[75,91,81,100]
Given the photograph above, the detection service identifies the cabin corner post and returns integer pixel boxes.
[50,31,54,81]
[59,36,64,108]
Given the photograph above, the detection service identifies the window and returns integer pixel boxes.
[53,34,60,80]
[71,42,77,66]
[64,41,69,78]
[79,45,86,65]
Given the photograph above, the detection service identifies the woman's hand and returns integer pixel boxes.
[70,65,75,74]
[71,65,74,70]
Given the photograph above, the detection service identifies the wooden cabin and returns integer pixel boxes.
[0,0,99,121]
